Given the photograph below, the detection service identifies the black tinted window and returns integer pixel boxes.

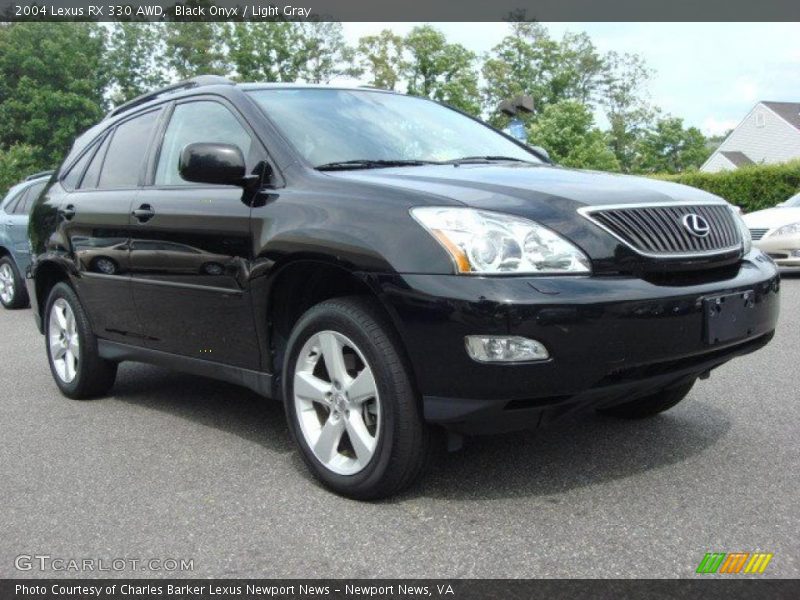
[81,134,112,190]
[98,110,160,189]
[132,240,161,251]
[62,142,99,190]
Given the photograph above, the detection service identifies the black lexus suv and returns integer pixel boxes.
[27,76,780,499]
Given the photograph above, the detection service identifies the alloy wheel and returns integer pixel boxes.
[293,330,381,475]
[95,258,117,275]
[48,298,80,383]
[0,263,14,304]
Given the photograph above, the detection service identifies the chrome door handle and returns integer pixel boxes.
[132,204,155,222]
[58,205,76,220]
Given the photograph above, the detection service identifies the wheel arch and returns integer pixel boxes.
[32,259,72,325]
[260,257,415,389]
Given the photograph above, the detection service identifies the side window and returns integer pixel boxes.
[2,188,26,214]
[7,188,29,214]
[62,141,100,190]
[17,181,47,214]
[80,134,112,190]
[98,109,160,189]
[155,101,254,186]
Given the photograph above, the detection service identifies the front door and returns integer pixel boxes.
[130,98,262,369]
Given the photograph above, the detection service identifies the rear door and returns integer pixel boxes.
[9,180,47,257]
[60,108,163,342]
[131,98,262,368]
[3,185,31,254]
[1,185,28,265]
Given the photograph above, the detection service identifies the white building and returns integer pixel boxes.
[701,101,800,173]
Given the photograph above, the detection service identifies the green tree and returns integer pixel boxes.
[106,22,169,105]
[636,117,710,173]
[482,23,605,127]
[482,22,552,126]
[164,22,228,79]
[403,25,480,115]
[527,100,620,171]
[227,22,304,82]
[601,51,656,172]
[0,144,39,196]
[0,23,108,167]
[558,31,606,105]
[298,21,349,84]
[351,29,405,90]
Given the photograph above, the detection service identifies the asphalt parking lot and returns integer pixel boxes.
[1,275,798,579]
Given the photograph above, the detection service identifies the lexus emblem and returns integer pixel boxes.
[681,213,711,238]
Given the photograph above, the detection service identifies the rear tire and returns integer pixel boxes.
[44,282,117,399]
[597,380,695,419]
[0,256,29,309]
[283,296,428,500]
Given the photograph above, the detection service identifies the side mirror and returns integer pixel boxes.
[179,143,247,186]
[529,145,551,162]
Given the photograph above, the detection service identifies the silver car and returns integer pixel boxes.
[0,172,52,309]
[743,192,800,267]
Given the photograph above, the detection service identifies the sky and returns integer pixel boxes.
[337,22,800,136]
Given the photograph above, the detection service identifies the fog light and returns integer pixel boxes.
[464,335,549,363]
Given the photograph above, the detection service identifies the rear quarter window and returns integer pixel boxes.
[62,140,101,191]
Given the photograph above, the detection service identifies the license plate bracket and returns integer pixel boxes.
[703,290,757,345]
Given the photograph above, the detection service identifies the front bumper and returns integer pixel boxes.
[377,252,780,434]
[754,233,800,267]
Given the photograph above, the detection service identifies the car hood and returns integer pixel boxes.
[325,163,737,273]
[742,207,800,229]
[327,163,726,215]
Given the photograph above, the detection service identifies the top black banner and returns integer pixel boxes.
[2,0,800,22]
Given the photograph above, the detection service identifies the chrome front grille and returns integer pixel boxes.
[580,203,742,257]
[749,228,769,241]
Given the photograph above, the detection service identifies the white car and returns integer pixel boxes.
[743,192,800,267]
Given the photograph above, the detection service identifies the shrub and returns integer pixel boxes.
[653,161,800,213]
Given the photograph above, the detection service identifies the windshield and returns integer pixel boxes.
[246,88,541,168]
[782,193,800,207]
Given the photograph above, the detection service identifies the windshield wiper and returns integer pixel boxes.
[316,159,439,171]
[443,155,537,165]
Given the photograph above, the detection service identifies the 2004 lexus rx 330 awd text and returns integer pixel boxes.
[26,78,780,499]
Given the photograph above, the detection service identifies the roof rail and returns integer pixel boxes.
[25,170,55,181]
[105,75,235,120]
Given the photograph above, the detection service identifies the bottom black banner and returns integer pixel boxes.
[1,580,799,600]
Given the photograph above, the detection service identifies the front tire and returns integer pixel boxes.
[598,380,695,419]
[0,256,29,309]
[45,282,117,399]
[283,297,428,500]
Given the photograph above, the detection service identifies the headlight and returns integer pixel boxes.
[771,222,800,237]
[411,207,591,274]
[729,207,752,254]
